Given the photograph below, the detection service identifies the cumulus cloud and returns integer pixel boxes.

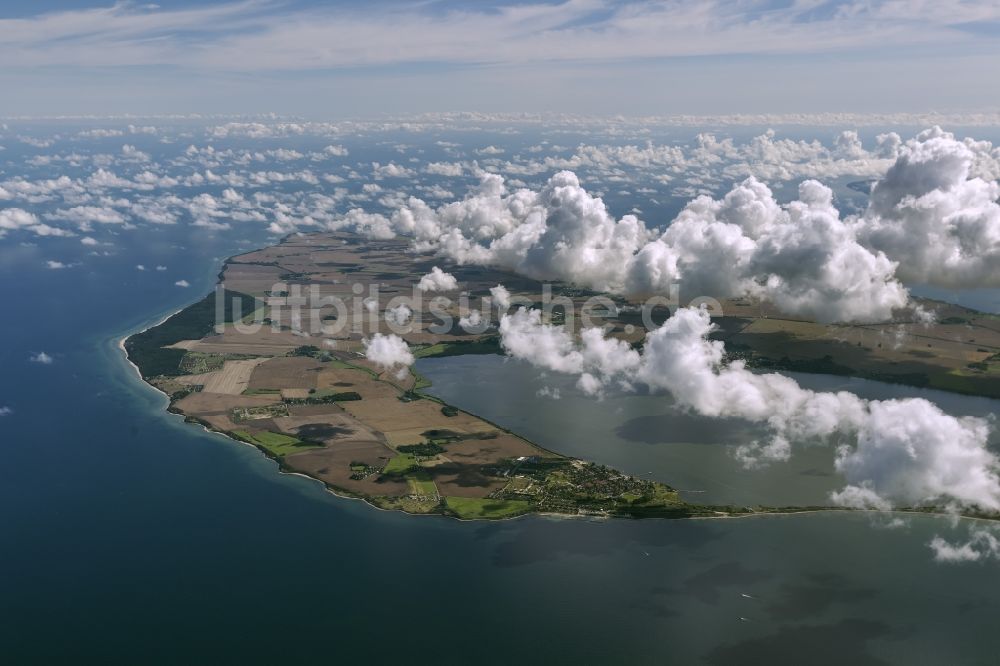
[854,127,1000,288]
[499,306,1000,512]
[46,260,67,269]
[29,351,54,364]
[394,171,652,294]
[458,309,484,332]
[121,144,150,161]
[417,266,458,292]
[175,279,190,287]
[630,177,909,322]
[385,304,412,327]
[0,406,11,416]
[386,170,908,322]
[357,128,1000,323]
[363,333,414,379]
[490,284,511,311]
[424,161,464,176]
[499,307,639,395]
[327,208,394,239]
[372,162,415,178]
[1,208,73,238]
[929,529,1000,563]
[48,205,127,227]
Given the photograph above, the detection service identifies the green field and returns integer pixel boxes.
[405,471,438,496]
[327,359,379,377]
[382,454,419,475]
[178,352,225,374]
[410,368,433,390]
[412,337,502,359]
[231,430,321,457]
[444,497,533,519]
[282,388,362,404]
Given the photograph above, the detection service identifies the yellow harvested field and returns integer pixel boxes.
[175,371,217,386]
[248,356,325,390]
[340,397,494,446]
[174,391,280,417]
[272,413,381,444]
[164,339,202,350]
[183,327,308,355]
[200,358,268,394]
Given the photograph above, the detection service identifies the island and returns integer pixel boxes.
[124,231,1000,520]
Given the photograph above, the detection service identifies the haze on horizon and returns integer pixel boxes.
[3,0,1000,118]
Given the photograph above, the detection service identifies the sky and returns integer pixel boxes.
[3,0,1000,117]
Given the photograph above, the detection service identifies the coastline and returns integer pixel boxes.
[117,305,185,389]
[118,325,1000,525]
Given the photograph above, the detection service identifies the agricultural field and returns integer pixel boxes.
[444,497,533,520]
[231,430,322,457]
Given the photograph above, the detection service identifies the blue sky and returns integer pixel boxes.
[2,0,999,117]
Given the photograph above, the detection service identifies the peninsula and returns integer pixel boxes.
[125,231,1000,520]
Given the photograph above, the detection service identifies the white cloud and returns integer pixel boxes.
[929,529,1000,563]
[490,284,511,311]
[536,386,561,400]
[417,266,458,292]
[29,351,54,364]
[322,144,348,157]
[326,208,394,240]
[0,207,74,238]
[175,279,190,287]
[627,177,909,323]
[385,304,412,327]
[48,205,127,227]
[136,264,146,271]
[80,236,98,245]
[424,162,464,177]
[363,333,414,379]
[372,162,415,179]
[389,169,908,322]
[854,127,1000,288]
[458,309,484,332]
[0,406,12,416]
[46,260,67,269]
[121,144,150,161]
[76,128,123,138]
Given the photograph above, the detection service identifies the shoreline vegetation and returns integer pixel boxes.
[122,232,1000,523]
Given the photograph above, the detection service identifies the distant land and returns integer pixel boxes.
[125,232,1000,520]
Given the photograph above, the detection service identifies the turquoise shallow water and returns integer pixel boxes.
[2,228,1000,665]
